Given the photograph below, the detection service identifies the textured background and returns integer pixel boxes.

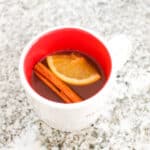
[0,0,150,149]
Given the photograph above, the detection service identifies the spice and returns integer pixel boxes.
[34,62,82,103]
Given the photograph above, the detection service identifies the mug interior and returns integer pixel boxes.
[24,28,112,90]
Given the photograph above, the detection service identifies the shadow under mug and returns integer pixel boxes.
[19,27,112,131]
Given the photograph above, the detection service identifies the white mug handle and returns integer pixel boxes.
[107,34,132,76]
[100,34,132,78]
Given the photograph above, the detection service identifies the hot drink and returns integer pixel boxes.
[31,51,106,103]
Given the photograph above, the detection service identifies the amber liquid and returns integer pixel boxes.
[31,51,106,103]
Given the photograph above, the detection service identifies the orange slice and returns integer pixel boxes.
[46,53,101,85]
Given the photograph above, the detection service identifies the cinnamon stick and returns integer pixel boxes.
[34,62,82,103]
[34,71,71,103]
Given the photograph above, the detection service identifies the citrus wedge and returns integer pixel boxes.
[46,53,101,85]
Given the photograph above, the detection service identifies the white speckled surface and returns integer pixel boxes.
[0,0,150,149]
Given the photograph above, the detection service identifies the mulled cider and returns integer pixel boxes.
[31,50,106,103]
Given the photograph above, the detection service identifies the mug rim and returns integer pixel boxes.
[19,25,112,109]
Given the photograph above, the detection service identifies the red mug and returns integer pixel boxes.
[19,26,113,131]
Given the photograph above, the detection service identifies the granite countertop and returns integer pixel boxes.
[0,0,150,149]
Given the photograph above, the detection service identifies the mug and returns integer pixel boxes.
[19,26,130,131]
